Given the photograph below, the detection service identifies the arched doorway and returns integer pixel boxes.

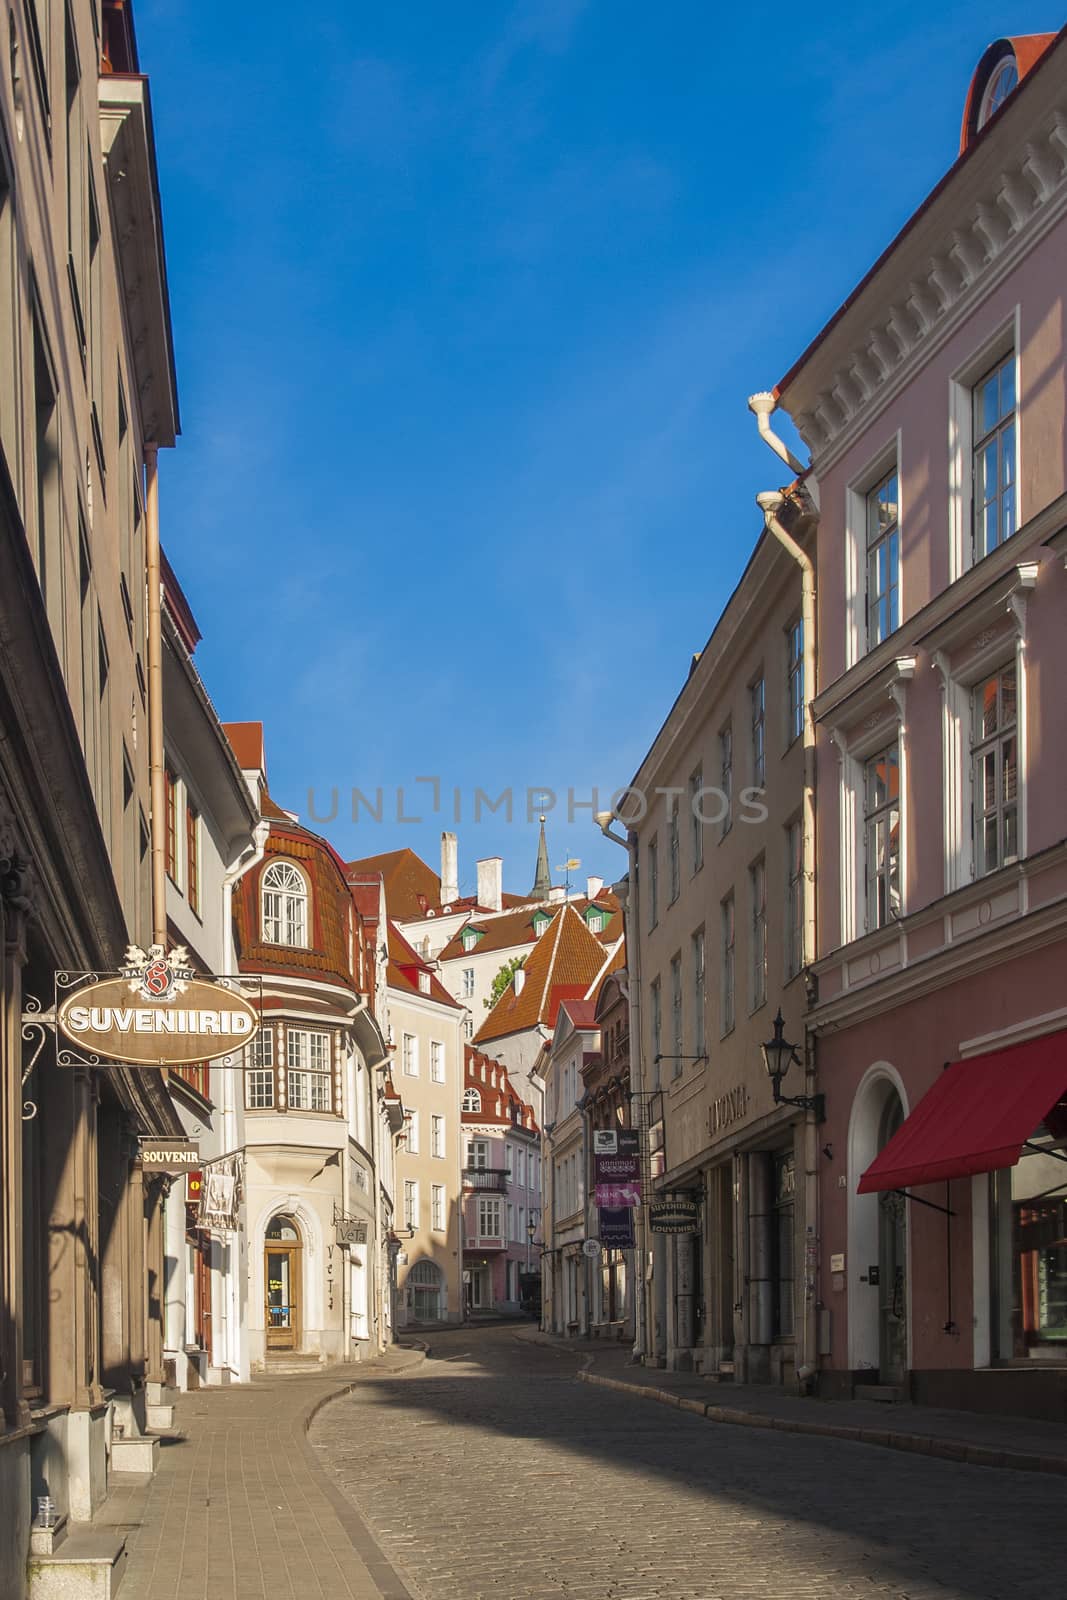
[408,1259,443,1322]
[265,1214,302,1353]
[849,1071,909,1383]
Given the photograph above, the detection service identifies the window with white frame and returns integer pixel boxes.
[670,954,682,1076]
[974,352,1016,560]
[864,744,901,930]
[462,967,475,998]
[972,664,1018,876]
[751,677,766,787]
[287,1027,331,1111]
[720,723,733,835]
[866,467,900,648]
[515,1146,526,1188]
[668,802,680,903]
[649,978,662,1087]
[261,860,308,947]
[504,1144,513,1179]
[430,1040,445,1082]
[586,908,604,933]
[507,1201,514,1241]
[690,765,704,872]
[431,1113,445,1157]
[477,1197,502,1238]
[403,1180,418,1231]
[431,1183,445,1232]
[721,892,735,1035]
[245,1027,275,1108]
[469,1138,489,1169]
[787,619,804,743]
[463,1086,481,1113]
[402,1033,418,1076]
[647,836,658,929]
[786,819,804,979]
[405,1109,419,1154]
[692,928,706,1059]
[750,857,767,1011]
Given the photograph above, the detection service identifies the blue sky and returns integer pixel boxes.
[140,0,1055,897]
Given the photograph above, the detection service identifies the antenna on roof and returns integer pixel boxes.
[555,858,580,897]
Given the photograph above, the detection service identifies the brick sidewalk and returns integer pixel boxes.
[515,1328,1067,1476]
[97,1345,427,1600]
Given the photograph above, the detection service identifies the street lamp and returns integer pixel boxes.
[525,1211,538,1273]
[761,1009,824,1121]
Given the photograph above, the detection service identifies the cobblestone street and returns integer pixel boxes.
[310,1326,1065,1600]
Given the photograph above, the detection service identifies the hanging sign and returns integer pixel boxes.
[594,1128,641,1207]
[139,1137,200,1173]
[648,1196,700,1235]
[598,1207,635,1248]
[56,946,259,1068]
[336,1218,369,1246]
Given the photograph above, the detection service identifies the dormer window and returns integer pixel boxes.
[418,971,431,994]
[532,913,550,937]
[585,908,605,934]
[463,1087,482,1113]
[978,56,1018,129]
[261,860,309,947]
[462,927,480,952]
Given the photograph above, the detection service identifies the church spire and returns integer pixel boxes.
[532,814,551,899]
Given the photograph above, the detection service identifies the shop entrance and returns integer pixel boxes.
[265,1215,301,1353]
[849,1072,909,1381]
[877,1094,908,1383]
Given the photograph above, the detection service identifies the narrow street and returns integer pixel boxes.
[311,1326,1064,1600]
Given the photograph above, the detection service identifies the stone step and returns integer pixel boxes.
[27,1528,127,1600]
[29,1514,68,1557]
[145,1380,179,1407]
[145,1402,175,1430]
[110,1434,160,1474]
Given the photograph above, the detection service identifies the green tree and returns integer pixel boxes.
[485,955,526,1010]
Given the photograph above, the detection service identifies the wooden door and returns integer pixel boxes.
[266,1241,300,1352]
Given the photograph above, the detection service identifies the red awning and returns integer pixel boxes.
[857,1031,1067,1193]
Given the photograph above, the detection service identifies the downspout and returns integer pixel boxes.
[755,484,820,1395]
[144,443,166,946]
[748,392,819,512]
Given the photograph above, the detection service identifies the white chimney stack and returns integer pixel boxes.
[440,831,459,905]
[586,875,604,901]
[477,857,503,912]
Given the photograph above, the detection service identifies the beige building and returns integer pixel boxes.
[625,517,816,1382]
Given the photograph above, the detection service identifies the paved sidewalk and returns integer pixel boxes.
[515,1327,1067,1476]
[97,1344,426,1600]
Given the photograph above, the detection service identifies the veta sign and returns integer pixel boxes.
[57,945,259,1068]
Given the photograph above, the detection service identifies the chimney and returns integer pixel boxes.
[477,857,503,912]
[440,831,459,905]
[586,875,604,901]
[514,967,526,996]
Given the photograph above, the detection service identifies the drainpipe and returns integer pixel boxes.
[144,443,166,946]
[748,392,819,512]
[595,811,646,1362]
[755,486,820,1394]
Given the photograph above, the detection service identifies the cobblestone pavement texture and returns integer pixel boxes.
[99,1345,426,1600]
[310,1325,1066,1600]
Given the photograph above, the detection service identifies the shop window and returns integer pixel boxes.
[773,1151,796,1340]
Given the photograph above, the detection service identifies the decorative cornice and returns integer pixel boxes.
[786,103,1067,470]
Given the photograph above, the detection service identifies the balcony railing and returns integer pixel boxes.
[463,1167,508,1193]
[464,1235,508,1251]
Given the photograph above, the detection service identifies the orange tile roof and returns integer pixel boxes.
[387,921,462,1010]
[463,1045,539,1132]
[222,720,265,773]
[438,890,622,964]
[474,904,616,1045]
[347,848,442,921]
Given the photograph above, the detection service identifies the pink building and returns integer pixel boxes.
[770,31,1067,1417]
[462,1047,542,1315]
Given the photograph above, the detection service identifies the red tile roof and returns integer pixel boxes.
[347,848,442,921]
[463,1045,539,1133]
[438,890,622,964]
[222,720,265,774]
[387,921,462,1010]
[474,904,620,1045]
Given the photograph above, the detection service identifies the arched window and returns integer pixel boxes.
[463,1087,482,1113]
[266,1213,300,1242]
[261,860,308,947]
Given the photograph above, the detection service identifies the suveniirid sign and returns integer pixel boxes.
[648,1196,700,1235]
[57,945,259,1068]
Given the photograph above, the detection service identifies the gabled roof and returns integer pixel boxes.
[462,1045,539,1133]
[222,720,266,775]
[437,890,622,964]
[346,847,442,921]
[474,903,616,1045]
[386,921,462,1010]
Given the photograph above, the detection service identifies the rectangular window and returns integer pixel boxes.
[185,802,200,916]
[647,837,658,929]
[165,768,178,881]
[504,1144,513,1179]
[402,1033,418,1076]
[405,1109,419,1154]
[973,352,1016,559]
[33,312,61,638]
[692,928,706,1059]
[469,1139,489,1170]
[0,147,19,486]
[787,619,804,744]
[864,744,901,930]
[430,1040,445,1082]
[972,664,1018,876]
[750,857,767,1011]
[720,723,733,835]
[404,1180,418,1231]
[786,820,804,979]
[649,978,662,1087]
[670,954,682,1077]
[689,765,703,872]
[287,1027,332,1112]
[721,895,735,1035]
[431,1184,445,1232]
[668,803,680,903]
[506,1201,514,1241]
[866,468,900,648]
[431,1114,445,1158]
[97,625,110,843]
[245,1028,275,1109]
[751,677,766,788]
[477,1197,502,1239]
[462,967,475,999]
[65,5,87,353]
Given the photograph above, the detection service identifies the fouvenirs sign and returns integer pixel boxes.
[57,945,260,1068]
